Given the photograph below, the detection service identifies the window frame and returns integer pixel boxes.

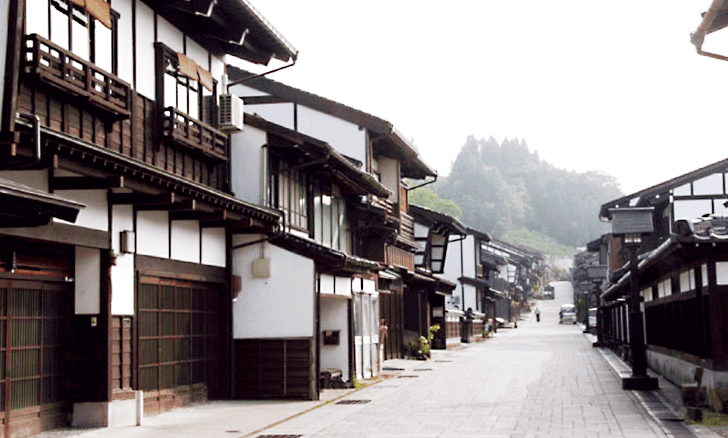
[27,0,119,75]
[154,42,217,126]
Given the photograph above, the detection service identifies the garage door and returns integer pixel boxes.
[138,276,222,415]
[0,278,71,438]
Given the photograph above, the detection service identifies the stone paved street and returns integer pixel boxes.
[259,289,674,438]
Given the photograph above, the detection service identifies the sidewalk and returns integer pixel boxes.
[32,352,436,438]
[582,326,723,438]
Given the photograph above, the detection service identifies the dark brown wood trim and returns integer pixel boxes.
[135,254,226,284]
[242,95,290,105]
[0,222,109,248]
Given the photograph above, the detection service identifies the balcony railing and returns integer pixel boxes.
[400,212,415,242]
[22,34,131,120]
[386,245,414,272]
[160,107,228,162]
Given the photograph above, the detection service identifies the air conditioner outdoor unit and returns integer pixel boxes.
[218,94,244,132]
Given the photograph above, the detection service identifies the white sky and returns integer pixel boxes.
[243,1,728,195]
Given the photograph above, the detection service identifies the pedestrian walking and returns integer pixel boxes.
[535,307,541,322]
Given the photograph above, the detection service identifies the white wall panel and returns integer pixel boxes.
[111,205,135,315]
[243,103,295,130]
[54,190,108,231]
[232,244,314,338]
[136,211,169,258]
[156,16,183,53]
[0,0,7,120]
[462,236,476,278]
[230,125,266,204]
[211,57,224,96]
[320,297,350,381]
[115,0,134,85]
[75,247,100,314]
[171,220,200,263]
[185,38,208,69]
[335,276,352,297]
[201,228,225,267]
[297,106,366,165]
[379,156,399,203]
[134,0,155,99]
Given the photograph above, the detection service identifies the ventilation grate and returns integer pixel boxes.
[336,399,371,405]
[397,375,419,378]
[414,368,432,371]
[255,435,303,438]
[435,360,452,363]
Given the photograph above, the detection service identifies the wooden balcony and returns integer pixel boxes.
[400,212,415,242]
[386,245,414,272]
[22,34,131,120]
[160,107,228,162]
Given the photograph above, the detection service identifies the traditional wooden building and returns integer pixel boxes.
[409,204,464,349]
[0,0,296,435]
[599,158,728,411]
[226,69,437,365]
[228,114,388,395]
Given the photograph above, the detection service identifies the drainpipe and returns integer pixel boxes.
[0,113,42,170]
[404,175,437,192]
[226,58,297,93]
[691,0,728,61]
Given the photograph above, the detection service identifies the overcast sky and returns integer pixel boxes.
[242,1,728,195]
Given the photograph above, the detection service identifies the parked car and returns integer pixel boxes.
[543,285,555,299]
[560,304,577,324]
[588,308,597,329]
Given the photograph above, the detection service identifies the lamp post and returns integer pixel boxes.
[609,207,658,390]
[587,265,607,345]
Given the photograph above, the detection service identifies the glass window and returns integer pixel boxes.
[272,160,307,231]
[680,270,695,292]
[159,49,213,122]
[26,0,50,38]
[32,0,117,73]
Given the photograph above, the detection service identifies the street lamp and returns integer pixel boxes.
[587,265,607,344]
[609,207,658,390]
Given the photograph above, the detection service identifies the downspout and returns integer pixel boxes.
[0,113,42,170]
[404,175,437,192]
[691,0,728,61]
[226,57,297,93]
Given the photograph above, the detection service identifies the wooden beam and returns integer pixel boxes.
[199,218,252,229]
[169,209,228,222]
[135,199,196,212]
[0,222,109,249]
[51,176,124,191]
[108,192,175,205]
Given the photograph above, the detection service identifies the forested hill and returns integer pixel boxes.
[429,136,624,248]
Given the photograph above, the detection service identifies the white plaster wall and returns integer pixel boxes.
[232,84,268,97]
[212,57,224,96]
[245,103,295,130]
[0,170,48,191]
[170,220,200,263]
[0,0,7,124]
[443,237,463,285]
[135,0,155,99]
[75,247,100,314]
[414,222,428,239]
[297,106,366,165]
[54,190,108,231]
[232,242,314,338]
[157,15,183,53]
[462,236,476,278]
[320,296,350,381]
[115,0,134,85]
[185,38,208,70]
[230,125,266,204]
[462,284,478,313]
[379,156,399,203]
[201,228,226,267]
[111,205,134,315]
[136,211,169,258]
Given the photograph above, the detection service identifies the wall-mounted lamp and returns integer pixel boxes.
[120,230,135,254]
